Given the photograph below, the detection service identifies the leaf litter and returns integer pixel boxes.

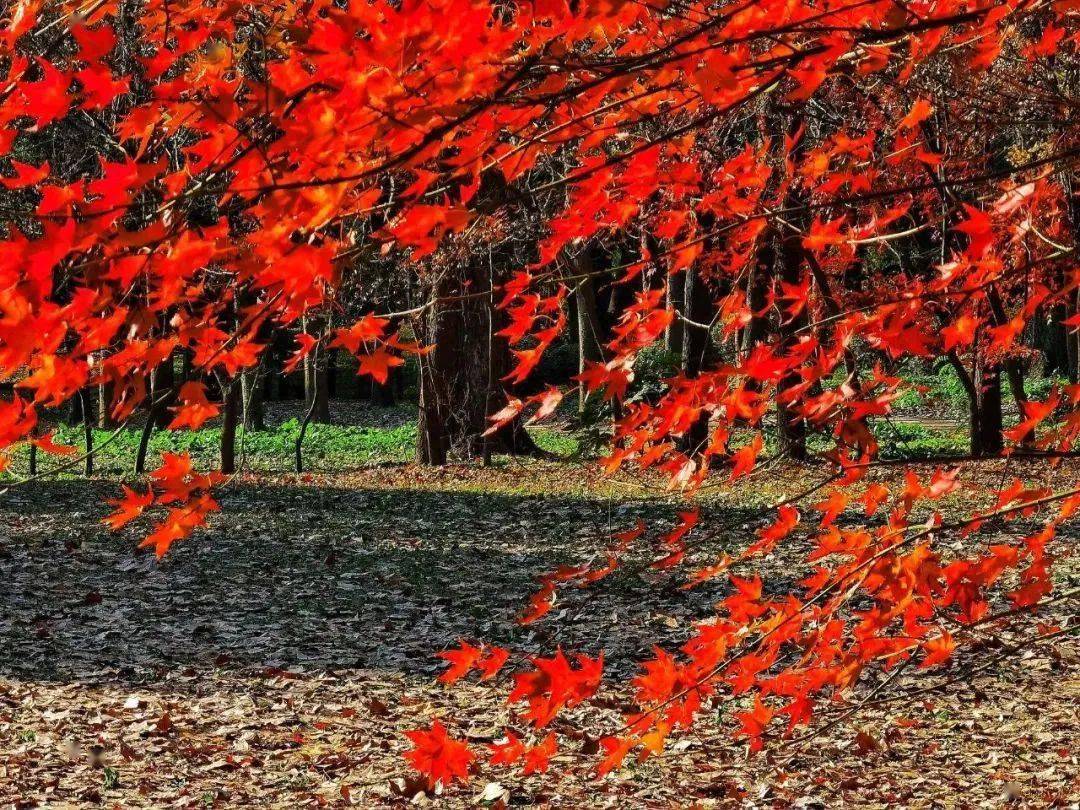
[0,460,1076,806]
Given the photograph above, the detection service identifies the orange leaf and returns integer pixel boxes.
[404,720,475,788]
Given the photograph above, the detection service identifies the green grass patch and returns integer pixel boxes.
[19,418,580,476]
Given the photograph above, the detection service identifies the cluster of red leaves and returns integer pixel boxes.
[406,469,1071,788]
[103,453,223,557]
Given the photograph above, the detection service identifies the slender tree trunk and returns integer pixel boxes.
[97,380,114,428]
[681,266,715,453]
[220,378,241,475]
[1041,301,1069,378]
[153,352,176,429]
[1068,289,1080,384]
[80,389,93,476]
[1067,179,1080,383]
[575,253,605,413]
[66,390,84,426]
[135,361,173,474]
[417,269,462,465]
[327,351,338,398]
[134,372,157,476]
[241,365,266,431]
[666,269,686,359]
[303,320,331,424]
[302,317,315,406]
[950,352,1004,458]
[417,353,450,465]
[742,233,773,360]
[987,287,1032,446]
[777,222,808,460]
[946,352,989,458]
[295,383,318,473]
[134,416,155,475]
[313,357,330,423]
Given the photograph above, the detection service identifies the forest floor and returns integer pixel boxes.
[0,451,1077,807]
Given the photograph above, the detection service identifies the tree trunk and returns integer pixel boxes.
[681,266,715,453]
[1042,304,1069,378]
[777,222,808,461]
[152,352,176,429]
[742,233,773,361]
[973,361,1004,457]
[220,378,241,475]
[945,351,1002,458]
[80,389,93,476]
[313,358,330,423]
[241,365,266,431]
[327,351,338,398]
[575,258,605,413]
[1068,289,1080,385]
[416,262,539,464]
[303,324,331,424]
[66,390,85,426]
[97,380,114,428]
[135,361,173,474]
[666,269,686,359]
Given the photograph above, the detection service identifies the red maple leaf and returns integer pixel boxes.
[403,720,475,788]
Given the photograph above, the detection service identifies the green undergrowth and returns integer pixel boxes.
[18,419,580,476]
[891,365,1064,415]
[874,420,969,458]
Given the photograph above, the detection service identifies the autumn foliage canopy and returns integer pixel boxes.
[0,0,1078,790]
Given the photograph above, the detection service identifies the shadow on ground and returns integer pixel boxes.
[0,477,760,684]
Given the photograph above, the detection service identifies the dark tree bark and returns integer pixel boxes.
[65,390,85,426]
[777,222,808,461]
[681,266,716,453]
[974,361,1004,457]
[574,251,605,413]
[97,379,115,428]
[1068,289,1080,385]
[302,319,332,424]
[152,352,176,429]
[416,261,539,465]
[313,356,331,424]
[666,269,686,359]
[742,230,773,360]
[79,389,93,476]
[135,360,175,474]
[241,365,266,431]
[220,378,241,475]
[1041,302,1069,378]
[948,351,1003,457]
